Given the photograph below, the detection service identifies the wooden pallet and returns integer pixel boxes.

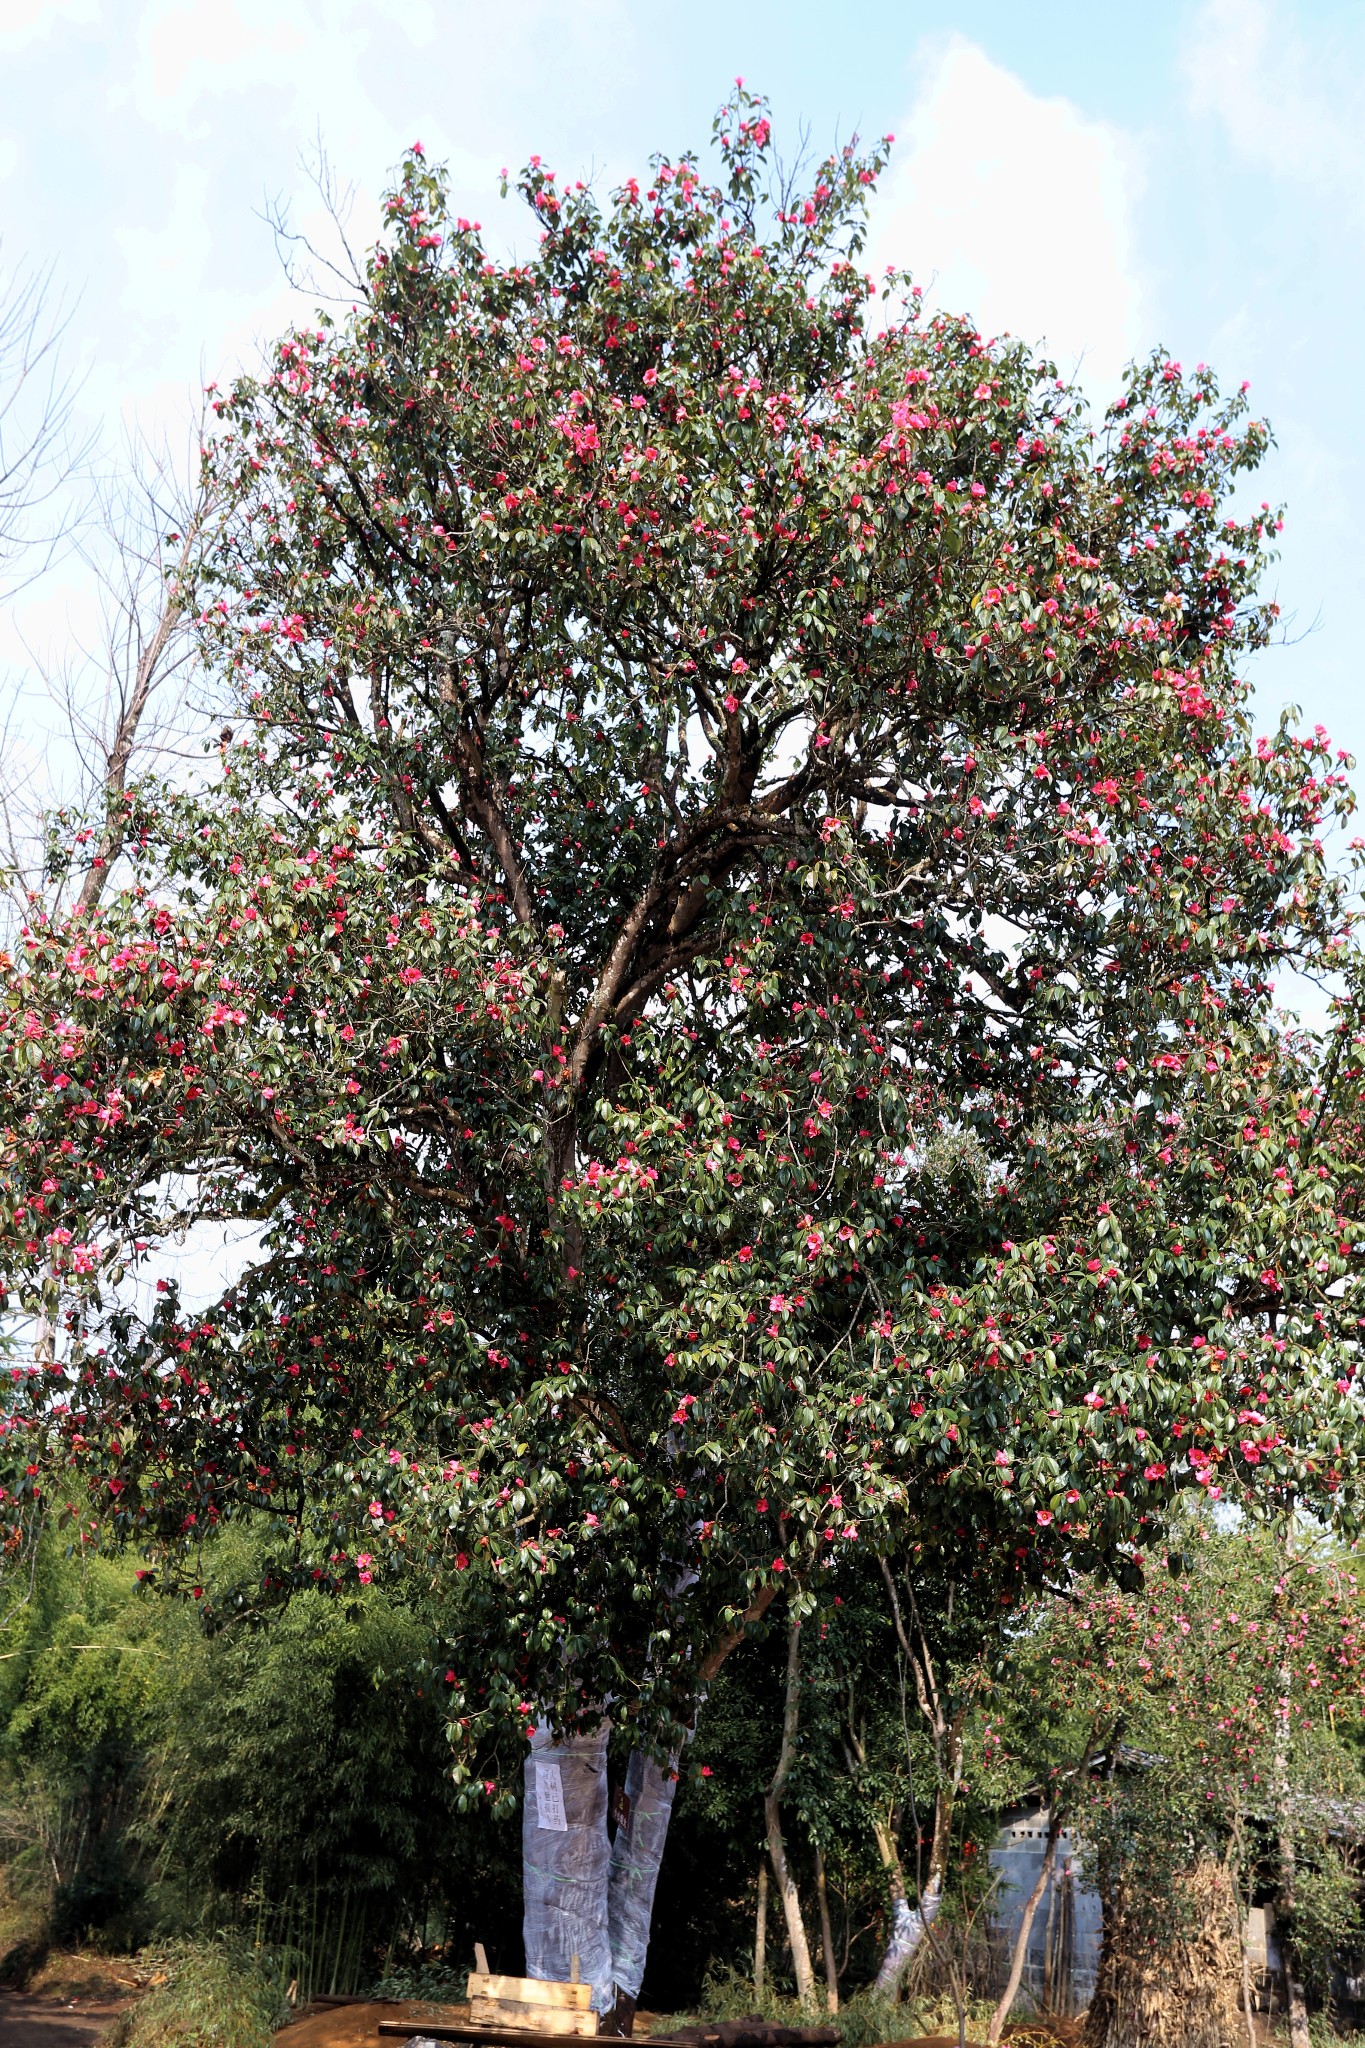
[468,1970,596,2038]
[378,1949,597,2048]
[379,1950,598,2042]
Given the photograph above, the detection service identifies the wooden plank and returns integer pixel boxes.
[470,2000,594,2030]
[468,1975,586,2007]
[468,1974,592,2011]
[377,2024,599,2045]
[470,2001,597,2036]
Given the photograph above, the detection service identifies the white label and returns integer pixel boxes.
[535,1759,568,1831]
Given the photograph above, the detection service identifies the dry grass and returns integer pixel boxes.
[1083,1857,1243,2048]
[24,1950,158,2003]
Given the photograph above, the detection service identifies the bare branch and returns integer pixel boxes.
[0,404,217,924]
[0,246,90,596]
[260,131,369,306]
[75,481,214,915]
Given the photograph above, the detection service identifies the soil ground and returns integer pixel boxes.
[0,1979,1231,2048]
[275,2002,453,2048]
[0,1987,131,2046]
[273,2003,671,2048]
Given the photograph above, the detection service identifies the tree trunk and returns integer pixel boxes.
[869,1722,960,1995]
[873,1555,963,1996]
[765,1613,817,2006]
[1270,1547,1311,2048]
[872,1872,943,1997]
[1275,1712,1311,2048]
[1234,1861,1257,2048]
[867,1811,920,1996]
[755,1861,768,1997]
[522,1556,780,2015]
[846,1703,916,2000]
[988,1806,1061,2044]
[814,1842,839,2014]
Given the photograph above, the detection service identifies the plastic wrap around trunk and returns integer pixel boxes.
[872,1877,943,1993]
[523,1723,615,2013]
[607,1748,679,2000]
[523,1726,679,2011]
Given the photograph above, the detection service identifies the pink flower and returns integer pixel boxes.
[1036,1509,1053,1526]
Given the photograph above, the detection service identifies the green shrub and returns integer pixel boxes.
[98,1942,287,2048]
[370,1959,468,2001]
[1295,1848,1363,2001]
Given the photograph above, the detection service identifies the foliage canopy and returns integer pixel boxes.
[3,94,1365,1797]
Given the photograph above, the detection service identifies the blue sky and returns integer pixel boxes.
[1,0,1362,767]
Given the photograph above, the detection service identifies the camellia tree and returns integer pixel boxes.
[5,91,1365,2020]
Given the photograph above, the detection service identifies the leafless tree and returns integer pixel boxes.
[262,132,369,305]
[0,247,89,597]
[0,406,218,930]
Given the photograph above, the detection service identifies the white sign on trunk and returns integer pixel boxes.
[535,1759,569,1831]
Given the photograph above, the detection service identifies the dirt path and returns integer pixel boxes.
[0,1988,129,2046]
[275,2004,447,2047]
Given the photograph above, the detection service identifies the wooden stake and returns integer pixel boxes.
[475,1944,491,1976]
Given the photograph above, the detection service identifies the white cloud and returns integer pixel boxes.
[869,36,1145,400]
[1182,0,1365,214]
[137,0,312,112]
[0,0,96,52]
[131,0,379,143]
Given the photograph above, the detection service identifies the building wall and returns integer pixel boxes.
[988,1805,1105,2014]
